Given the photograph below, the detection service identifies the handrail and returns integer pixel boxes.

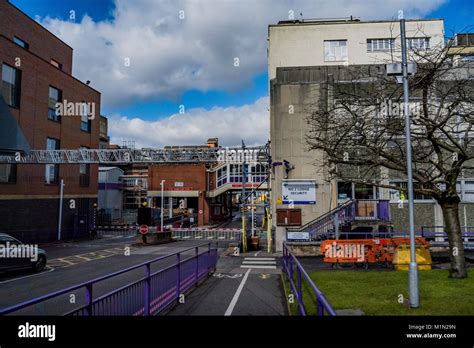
[288,200,354,232]
[0,241,217,315]
[282,242,336,316]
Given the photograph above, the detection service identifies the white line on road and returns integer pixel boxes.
[242,261,276,264]
[254,251,261,257]
[244,257,275,261]
[224,268,251,316]
[240,265,276,269]
[0,267,55,285]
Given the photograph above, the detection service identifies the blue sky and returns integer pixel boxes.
[9,0,473,147]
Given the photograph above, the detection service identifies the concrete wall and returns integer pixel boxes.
[268,19,444,79]
[270,67,334,250]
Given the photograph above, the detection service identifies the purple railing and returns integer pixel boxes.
[0,242,218,316]
[287,200,391,241]
[282,242,336,316]
[287,200,355,241]
[354,200,391,221]
[323,229,474,249]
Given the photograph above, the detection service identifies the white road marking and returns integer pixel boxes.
[242,260,276,264]
[224,268,251,316]
[0,267,55,284]
[244,257,275,261]
[254,251,261,257]
[240,265,276,269]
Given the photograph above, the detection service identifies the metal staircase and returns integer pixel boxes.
[287,199,392,241]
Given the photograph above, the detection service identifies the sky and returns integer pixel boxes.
[10,0,474,148]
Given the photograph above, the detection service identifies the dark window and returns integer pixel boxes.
[45,138,60,184]
[80,103,91,132]
[50,59,62,70]
[48,86,62,122]
[0,163,17,183]
[1,64,21,107]
[337,182,352,200]
[13,36,29,49]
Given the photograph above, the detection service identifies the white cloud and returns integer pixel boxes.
[40,0,447,107]
[107,97,270,147]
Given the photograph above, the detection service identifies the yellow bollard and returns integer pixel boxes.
[241,214,247,253]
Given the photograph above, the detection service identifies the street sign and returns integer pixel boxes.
[287,231,310,241]
[282,180,316,204]
[139,225,149,235]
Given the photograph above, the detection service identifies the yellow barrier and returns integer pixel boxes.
[393,245,432,271]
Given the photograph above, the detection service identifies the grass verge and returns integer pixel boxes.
[284,268,474,315]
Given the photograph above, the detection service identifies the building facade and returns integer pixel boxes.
[268,18,474,250]
[0,0,101,241]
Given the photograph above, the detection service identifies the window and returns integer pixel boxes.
[324,40,348,62]
[389,181,433,201]
[337,182,376,200]
[464,181,474,202]
[13,36,28,49]
[407,37,430,50]
[337,182,352,200]
[80,103,91,132]
[48,86,62,122]
[45,138,60,184]
[79,146,90,187]
[217,166,227,187]
[50,59,62,70]
[0,163,17,183]
[367,38,394,52]
[1,64,21,107]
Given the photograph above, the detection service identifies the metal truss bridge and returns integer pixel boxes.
[0,144,270,165]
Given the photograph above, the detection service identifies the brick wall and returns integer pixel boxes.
[0,0,73,74]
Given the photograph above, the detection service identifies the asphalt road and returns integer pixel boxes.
[0,237,227,315]
[166,250,288,316]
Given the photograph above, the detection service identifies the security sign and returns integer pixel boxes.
[282,180,316,204]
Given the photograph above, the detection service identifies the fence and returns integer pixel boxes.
[282,242,336,316]
[0,242,218,316]
[322,229,474,250]
[171,228,241,241]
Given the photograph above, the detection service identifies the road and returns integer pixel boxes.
[166,249,288,316]
[0,236,228,315]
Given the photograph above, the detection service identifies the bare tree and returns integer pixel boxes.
[306,35,473,279]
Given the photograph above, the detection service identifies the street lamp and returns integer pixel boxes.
[160,180,165,231]
[387,12,419,308]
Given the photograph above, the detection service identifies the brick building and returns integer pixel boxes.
[0,0,102,241]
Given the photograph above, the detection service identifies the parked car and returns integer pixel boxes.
[0,233,47,273]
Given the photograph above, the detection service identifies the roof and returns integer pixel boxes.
[270,17,444,28]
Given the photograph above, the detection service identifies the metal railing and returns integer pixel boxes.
[0,242,218,316]
[287,200,391,241]
[354,200,391,221]
[322,229,474,250]
[282,242,336,316]
[287,200,355,241]
[421,226,474,249]
[171,228,241,241]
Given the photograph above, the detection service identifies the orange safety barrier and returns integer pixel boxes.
[320,237,429,265]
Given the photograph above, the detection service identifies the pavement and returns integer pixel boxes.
[166,249,288,316]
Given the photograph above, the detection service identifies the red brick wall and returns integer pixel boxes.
[0,0,73,74]
[0,3,101,198]
[148,164,207,191]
